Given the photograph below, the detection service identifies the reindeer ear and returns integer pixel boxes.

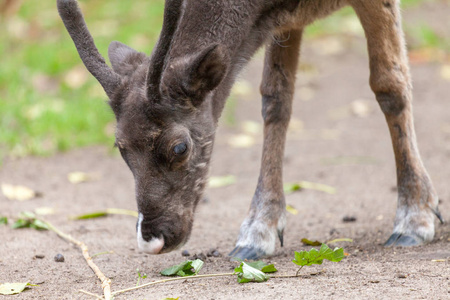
[183,44,229,101]
[108,41,146,76]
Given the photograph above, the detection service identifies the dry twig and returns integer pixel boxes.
[36,217,112,300]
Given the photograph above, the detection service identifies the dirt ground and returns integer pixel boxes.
[1,4,450,300]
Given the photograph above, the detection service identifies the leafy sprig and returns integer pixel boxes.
[292,244,344,275]
[11,212,49,230]
[233,261,277,283]
[160,259,204,277]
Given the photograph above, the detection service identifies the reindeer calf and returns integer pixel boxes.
[58,0,442,260]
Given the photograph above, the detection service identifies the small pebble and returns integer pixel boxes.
[54,254,65,262]
[342,216,357,223]
[207,249,221,257]
[190,253,207,261]
[397,274,407,279]
[181,250,190,257]
[34,254,45,259]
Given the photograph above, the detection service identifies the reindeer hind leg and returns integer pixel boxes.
[350,0,440,246]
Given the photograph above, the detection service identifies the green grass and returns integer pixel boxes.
[0,0,164,159]
[0,0,447,160]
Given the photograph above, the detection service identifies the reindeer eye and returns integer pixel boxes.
[173,143,187,155]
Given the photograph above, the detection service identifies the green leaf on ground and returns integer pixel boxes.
[70,208,138,220]
[0,283,36,295]
[11,212,48,230]
[284,181,336,195]
[71,211,108,220]
[286,204,298,215]
[0,217,7,225]
[160,259,204,277]
[234,261,271,283]
[260,264,278,273]
[293,244,344,268]
[301,238,323,246]
[245,261,278,273]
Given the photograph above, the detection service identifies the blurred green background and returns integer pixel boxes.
[0,0,448,161]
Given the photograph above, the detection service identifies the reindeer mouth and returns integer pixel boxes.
[136,212,191,254]
[136,213,165,254]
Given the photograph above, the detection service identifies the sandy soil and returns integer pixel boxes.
[1,4,449,300]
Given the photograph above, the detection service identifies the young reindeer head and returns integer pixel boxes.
[58,0,229,254]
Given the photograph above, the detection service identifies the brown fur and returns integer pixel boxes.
[58,0,441,259]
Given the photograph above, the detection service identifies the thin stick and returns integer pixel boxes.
[112,273,235,296]
[271,274,302,279]
[79,289,104,299]
[37,217,112,300]
[112,272,305,296]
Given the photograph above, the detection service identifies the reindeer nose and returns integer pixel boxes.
[136,213,165,254]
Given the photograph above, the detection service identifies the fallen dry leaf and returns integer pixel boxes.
[232,80,252,97]
[431,259,446,262]
[351,99,372,117]
[440,65,450,81]
[327,238,353,244]
[35,207,55,216]
[1,183,39,201]
[241,121,261,135]
[68,172,88,184]
[67,172,97,184]
[0,282,33,295]
[228,134,255,148]
[208,175,236,189]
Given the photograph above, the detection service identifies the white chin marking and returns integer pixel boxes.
[137,213,164,254]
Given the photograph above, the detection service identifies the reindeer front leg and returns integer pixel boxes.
[350,0,442,246]
[230,29,302,260]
